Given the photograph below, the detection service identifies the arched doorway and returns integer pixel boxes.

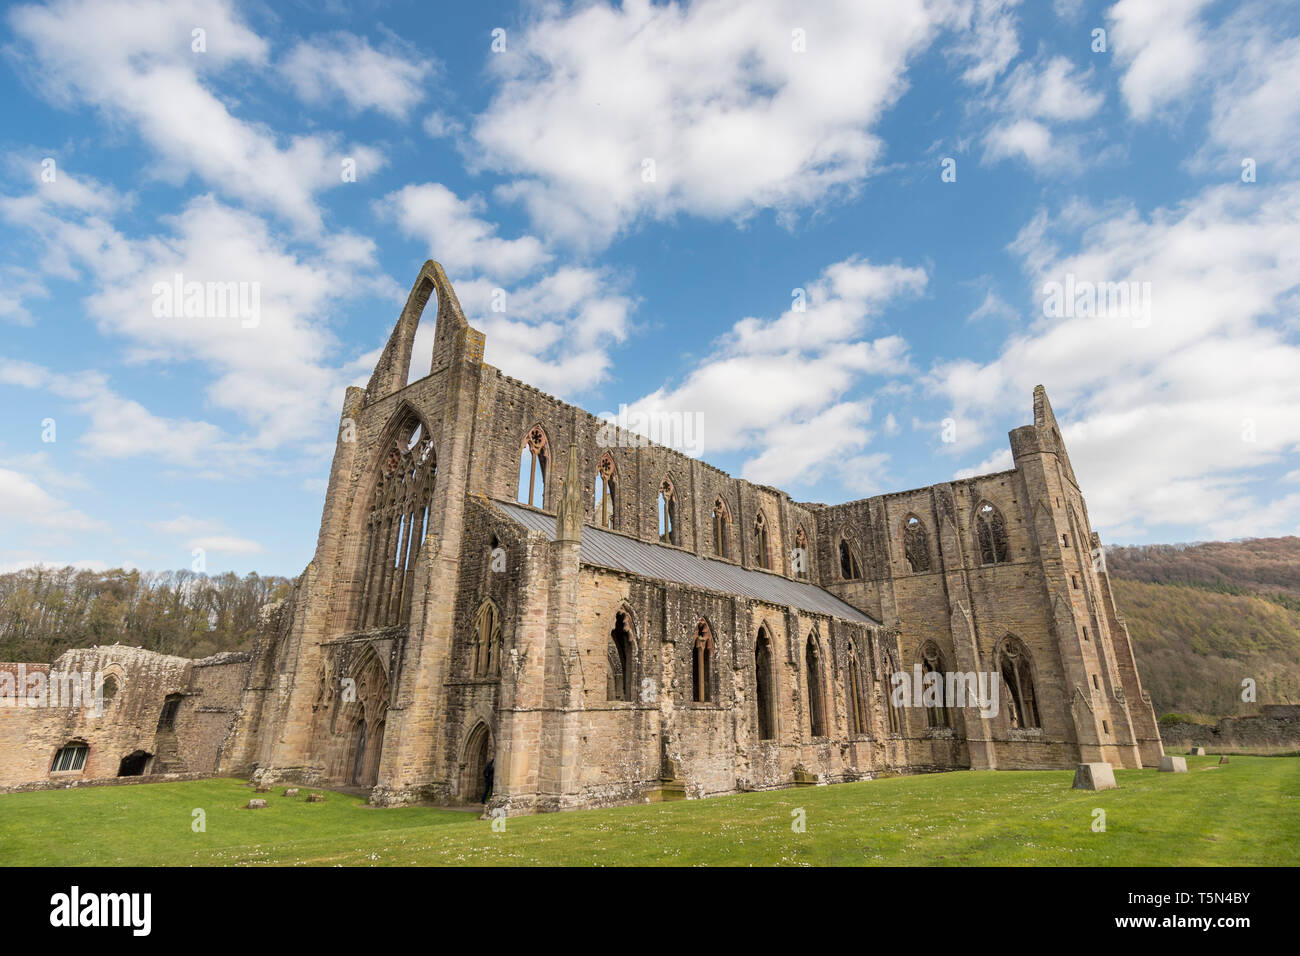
[460,723,493,803]
[348,719,368,785]
[117,751,152,777]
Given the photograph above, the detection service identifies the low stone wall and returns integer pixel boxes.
[0,770,217,794]
[1159,705,1300,753]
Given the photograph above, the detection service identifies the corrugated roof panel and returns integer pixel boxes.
[491,500,879,626]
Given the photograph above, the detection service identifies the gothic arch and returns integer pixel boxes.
[692,618,716,703]
[355,404,437,630]
[838,536,863,580]
[517,423,551,508]
[845,636,868,735]
[995,634,1042,730]
[607,606,640,701]
[754,509,773,570]
[805,629,828,738]
[974,500,1011,565]
[903,514,932,573]
[657,475,680,546]
[754,623,778,741]
[594,451,617,529]
[458,720,494,803]
[711,497,732,558]
[469,598,503,678]
[917,640,951,729]
[793,525,811,579]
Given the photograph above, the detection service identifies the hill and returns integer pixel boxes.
[1105,538,1300,719]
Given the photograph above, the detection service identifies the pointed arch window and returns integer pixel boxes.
[595,453,617,529]
[904,515,931,573]
[999,636,1040,729]
[358,412,436,629]
[793,526,810,579]
[884,649,903,734]
[920,642,950,729]
[471,601,502,678]
[692,620,715,703]
[658,479,679,545]
[839,538,862,579]
[755,625,776,740]
[712,498,730,557]
[607,611,636,701]
[976,502,1010,565]
[846,638,867,735]
[754,510,772,569]
[805,634,826,738]
[517,425,549,508]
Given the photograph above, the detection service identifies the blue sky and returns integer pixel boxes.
[2,0,1299,577]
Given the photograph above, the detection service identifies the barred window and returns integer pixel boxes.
[50,742,88,773]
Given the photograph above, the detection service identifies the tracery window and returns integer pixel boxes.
[471,600,502,678]
[754,510,772,570]
[607,611,636,701]
[712,498,730,557]
[358,414,437,629]
[839,538,862,579]
[999,636,1041,729]
[805,634,826,737]
[793,526,810,579]
[920,642,950,729]
[904,515,931,572]
[595,453,617,530]
[755,626,776,740]
[846,639,867,735]
[517,425,549,508]
[976,502,1010,565]
[658,479,679,545]
[692,620,715,703]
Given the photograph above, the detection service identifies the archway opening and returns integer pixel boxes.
[460,723,493,803]
[117,751,152,777]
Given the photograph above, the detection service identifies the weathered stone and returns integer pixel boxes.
[283,787,299,797]
[305,792,326,803]
[1159,755,1188,773]
[1189,746,1206,755]
[1072,762,1117,790]
[247,798,268,809]
[1218,756,1230,764]
[0,264,1168,813]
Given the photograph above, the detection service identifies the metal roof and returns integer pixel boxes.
[492,500,879,626]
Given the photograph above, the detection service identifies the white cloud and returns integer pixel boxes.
[375,183,550,279]
[1107,0,1212,121]
[0,466,106,531]
[471,0,941,247]
[8,0,383,231]
[934,181,1300,539]
[622,257,924,486]
[282,32,431,120]
[947,0,1022,87]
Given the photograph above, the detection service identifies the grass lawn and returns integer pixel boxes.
[2,755,1297,866]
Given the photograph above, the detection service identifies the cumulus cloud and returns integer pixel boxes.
[933,182,1300,539]
[282,32,431,120]
[470,0,941,247]
[8,0,383,231]
[1107,0,1213,121]
[622,257,925,488]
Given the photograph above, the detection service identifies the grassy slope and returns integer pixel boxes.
[3,757,1298,866]
[1105,538,1300,719]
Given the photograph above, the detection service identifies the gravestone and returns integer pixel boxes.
[1189,746,1206,756]
[1072,762,1117,790]
[247,798,268,809]
[306,792,326,803]
[1159,755,1188,773]
[1219,756,1230,764]
[283,787,299,797]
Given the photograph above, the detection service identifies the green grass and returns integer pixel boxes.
[2,756,1298,866]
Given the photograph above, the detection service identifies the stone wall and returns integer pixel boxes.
[1159,706,1300,753]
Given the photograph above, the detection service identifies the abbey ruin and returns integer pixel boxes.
[1,261,1165,811]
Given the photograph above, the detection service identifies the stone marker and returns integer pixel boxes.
[1190,746,1206,756]
[1072,762,1117,790]
[306,792,325,803]
[254,784,271,792]
[1159,755,1188,773]
[247,798,268,809]
[283,787,299,797]
[1219,756,1230,764]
